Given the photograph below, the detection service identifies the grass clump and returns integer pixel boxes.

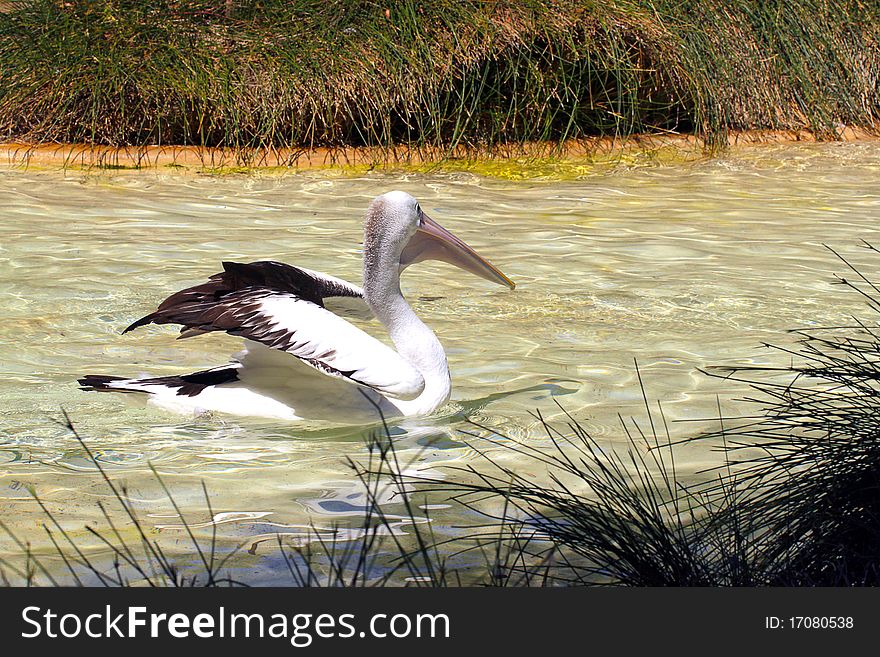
[695,244,880,585]
[415,244,880,586]
[0,0,877,164]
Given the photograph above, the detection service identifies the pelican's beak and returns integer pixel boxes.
[400,213,515,289]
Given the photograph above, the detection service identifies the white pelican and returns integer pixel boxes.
[79,191,515,423]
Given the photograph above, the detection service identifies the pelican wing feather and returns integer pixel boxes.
[124,261,423,400]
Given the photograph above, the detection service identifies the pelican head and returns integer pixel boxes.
[363,190,515,290]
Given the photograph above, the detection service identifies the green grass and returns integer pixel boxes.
[0,0,877,163]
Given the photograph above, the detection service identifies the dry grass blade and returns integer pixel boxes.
[0,0,876,165]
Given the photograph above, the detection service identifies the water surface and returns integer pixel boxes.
[2,142,880,583]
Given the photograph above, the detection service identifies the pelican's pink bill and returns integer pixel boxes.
[400,213,515,289]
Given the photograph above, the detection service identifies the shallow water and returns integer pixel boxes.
[2,142,880,583]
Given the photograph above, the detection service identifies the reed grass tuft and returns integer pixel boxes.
[0,1,877,163]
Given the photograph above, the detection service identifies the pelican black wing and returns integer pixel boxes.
[123,260,364,335]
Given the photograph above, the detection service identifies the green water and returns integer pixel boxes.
[2,142,880,584]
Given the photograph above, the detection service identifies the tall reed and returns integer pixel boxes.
[0,1,876,163]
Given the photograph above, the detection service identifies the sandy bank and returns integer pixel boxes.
[1,128,876,175]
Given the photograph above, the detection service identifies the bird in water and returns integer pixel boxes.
[79,191,515,423]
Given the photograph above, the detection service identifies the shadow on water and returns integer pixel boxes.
[447,381,581,422]
[223,380,580,448]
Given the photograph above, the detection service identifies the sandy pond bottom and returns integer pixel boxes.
[1,142,880,583]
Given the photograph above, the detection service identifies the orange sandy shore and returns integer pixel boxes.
[0,128,876,172]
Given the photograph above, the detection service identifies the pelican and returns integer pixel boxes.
[79,191,515,423]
